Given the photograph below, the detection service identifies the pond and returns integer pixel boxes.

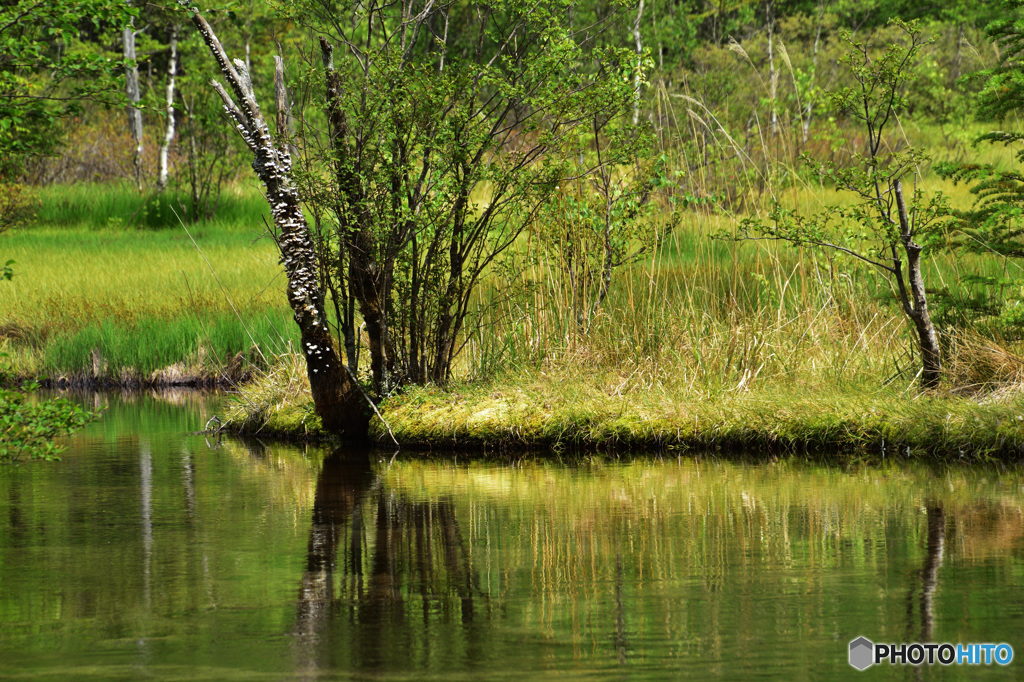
[1,392,1022,679]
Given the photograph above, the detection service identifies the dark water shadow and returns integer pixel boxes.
[292,449,487,676]
[906,502,944,679]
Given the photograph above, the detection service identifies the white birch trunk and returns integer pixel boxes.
[176,1,368,436]
[632,0,644,126]
[802,0,824,144]
[124,5,144,191]
[157,26,179,192]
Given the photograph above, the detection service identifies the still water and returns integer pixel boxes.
[1,392,1022,679]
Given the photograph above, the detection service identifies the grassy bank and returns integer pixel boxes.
[221,352,1024,461]
[215,153,1024,460]
[0,183,298,385]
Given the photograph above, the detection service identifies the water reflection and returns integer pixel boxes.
[907,504,945,644]
[294,452,483,674]
[285,457,1024,677]
[904,504,944,680]
[2,395,1024,679]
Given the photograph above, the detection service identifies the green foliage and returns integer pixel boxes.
[0,0,133,175]
[0,381,95,463]
[292,0,648,389]
[936,159,1024,258]
[740,21,947,266]
[0,182,37,232]
[932,1,1024,331]
[532,147,676,329]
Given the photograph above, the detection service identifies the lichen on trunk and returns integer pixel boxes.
[179,2,369,437]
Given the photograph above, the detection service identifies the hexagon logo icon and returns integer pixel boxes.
[849,637,874,671]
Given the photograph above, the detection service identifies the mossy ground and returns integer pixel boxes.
[222,354,1024,462]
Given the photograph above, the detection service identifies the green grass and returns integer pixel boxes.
[0,187,294,382]
[31,181,269,230]
[41,309,298,378]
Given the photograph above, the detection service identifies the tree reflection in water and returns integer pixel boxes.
[906,503,944,680]
[906,504,945,644]
[293,451,483,674]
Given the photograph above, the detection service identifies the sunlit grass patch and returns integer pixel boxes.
[32,181,269,230]
[0,211,291,381]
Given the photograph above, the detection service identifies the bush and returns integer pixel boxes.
[0,381,96,463]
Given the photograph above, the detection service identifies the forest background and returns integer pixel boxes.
[5,0,1024,458]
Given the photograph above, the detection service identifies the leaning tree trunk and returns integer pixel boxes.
[894,179,942,389]
[180,3,369,436]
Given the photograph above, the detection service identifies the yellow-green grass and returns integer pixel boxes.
[224,211,1024,460]
[0,193,297,382]
[31,181,270,230]
[221,159,1024,459]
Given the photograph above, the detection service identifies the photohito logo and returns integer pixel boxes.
[849,637,1014,670]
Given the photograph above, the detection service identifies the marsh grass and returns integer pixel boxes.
[0,205,293,382]
[32,182,269,230]
[223,115,1024,457]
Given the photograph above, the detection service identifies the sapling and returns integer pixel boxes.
[738,19,949,389]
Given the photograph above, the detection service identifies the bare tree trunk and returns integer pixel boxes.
[157,26,179,192]
[181,5,369,436]
[124,5,144,191]
[273,55,298,159]
[320,37,398,395]
[632,0,645,126]
[894,180,942,389]
[766,0,778,136]
[802,0,824,144]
